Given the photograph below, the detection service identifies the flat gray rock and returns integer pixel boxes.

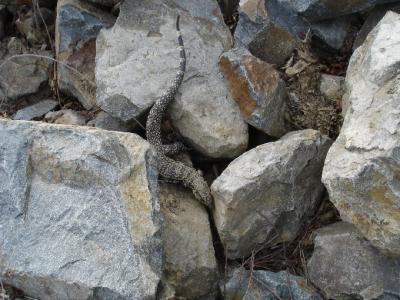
[308,222,400,300]
[322,11,400,255]
[159,183,219,299]
[220,47,289,137]
[96,0,248,158]
[223,267,322,300]
[212,129,332,259]
[14,99,58,120]
[56,0,116,109]
[0,40,52,101]
[0,119,162,299]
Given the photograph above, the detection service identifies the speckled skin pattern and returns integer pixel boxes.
[146,15,213,208]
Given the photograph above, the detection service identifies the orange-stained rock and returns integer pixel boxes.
[220,47,289,137]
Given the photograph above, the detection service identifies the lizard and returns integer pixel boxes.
[146,14,213,208]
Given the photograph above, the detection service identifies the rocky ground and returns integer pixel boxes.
[0,0,399,299]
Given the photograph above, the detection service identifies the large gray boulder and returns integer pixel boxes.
[223,267,322,300]
[322,11,400,255]
[0,119,162,299]
[212,129,332,259]
[14,99,58,121]
[159,183,219,299]
[56,0,116,109]
[308,222,400,300]
[220,47,289,137]
[96,0,248,158]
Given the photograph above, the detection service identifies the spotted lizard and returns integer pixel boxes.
[146,15,213,208]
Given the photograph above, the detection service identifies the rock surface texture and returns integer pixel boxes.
[322,11,400,255]
[96,0,248,158]
[0,119,162,300]
[308,222,400,300]
[220,47,289,137]
[159,183,219,299]
[56,0,116,109]
[223,267,322,300]
[0,39,52,101]
[212,129,332,259]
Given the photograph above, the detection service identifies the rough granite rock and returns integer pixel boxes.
[96,0,248,158]
[0,40,52,101]
[44,109,88,126]
[220,47,289,137]
[353,2,400,50]
[308,222,400,300]
[222,267,322,300]
[212,129,332,259]
[56,0,116,109]
[322,11,400,255]
[319,74,345,102]
[14,99,58,121]
[159,183,219,299]
[0,119,162,300]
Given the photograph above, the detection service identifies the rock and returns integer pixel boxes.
[87,110,135,132]
[353,2,400,50]
[0,119,162,299]
[308,222,400,300]
[16,7,53,45]
[83,0,119,7]
[319,74,345,102]
[212,129,332,259]
[234,10,299,66]
[322,12,400,255]
[0,45,52,101]
[235,1,300,66]
[0,5,7,40]
[56,0,116,109]
[220,47,289,137]
[96,0,248,158]
[44,109,87,125]
[296,0,398,21]
[14,99,58,120]
[159,183,219,299]
[223,267,322,300]
[265,0,353,50]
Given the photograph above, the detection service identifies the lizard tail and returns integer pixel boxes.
[176,14,186,78]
